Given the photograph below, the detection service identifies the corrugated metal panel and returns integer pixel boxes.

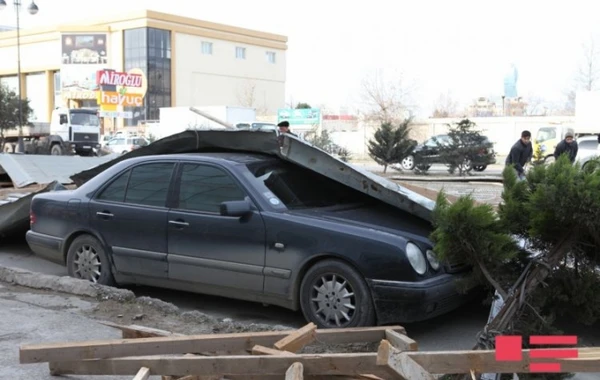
[0,154,120,188]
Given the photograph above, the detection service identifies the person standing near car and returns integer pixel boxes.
[277,121,297,147]
[553,131,578,164]
[506,130,533,181]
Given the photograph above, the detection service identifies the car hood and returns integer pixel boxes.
[291,202,434,243]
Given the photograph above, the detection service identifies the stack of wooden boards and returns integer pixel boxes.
[18,321,600,379]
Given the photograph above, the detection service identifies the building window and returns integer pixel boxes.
[201,41,213,55]
[122,27,172,126]
[235,46,246,60]
[53,71,61,96]
[266,51,276,64]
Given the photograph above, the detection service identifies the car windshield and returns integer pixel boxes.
[70,112,100,126]
[536,127,556,143]
[246,160,366,210]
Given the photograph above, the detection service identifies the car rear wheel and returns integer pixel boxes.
[300,259,375,328]
[66,235,115,286]
[473,165,487,172]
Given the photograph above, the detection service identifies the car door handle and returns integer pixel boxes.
[96,211,114,218]
[168,220,189,227]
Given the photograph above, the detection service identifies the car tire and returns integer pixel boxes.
[66,234,115,286]
[401,155,415,170]
[300,259,376,328]
[473,165,487,172]
[544,155,555,164]
[50,144,63,156]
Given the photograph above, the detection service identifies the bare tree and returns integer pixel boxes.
[359,68,416,124]
[576,34,600,91]
[432,91,459,118]
[236,80,268,115]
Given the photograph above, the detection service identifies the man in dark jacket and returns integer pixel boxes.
[553,131,578,163]
[506,130,533,180]
[277,121,297,147]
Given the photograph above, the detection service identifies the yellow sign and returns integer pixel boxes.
[99,91,144,107]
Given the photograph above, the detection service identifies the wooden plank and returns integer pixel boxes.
[133,366,151,380]
[377,340,433,380]
[21,326,405,364]
[252,345,296,356]
[47,353,391,378]
[274,323,317,353]
[46,348,600,376]
[98,320,185,339]
[285,362,304,380]
[384,330,417,351]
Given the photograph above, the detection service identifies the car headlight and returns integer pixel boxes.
[426,250,440,270]
[406,242,427,275]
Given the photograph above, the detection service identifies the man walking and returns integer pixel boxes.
[553,131,578,164]
[506,130,533,181]
[277,121,297,147]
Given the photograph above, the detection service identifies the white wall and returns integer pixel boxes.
[175,33,286,114]
[0,39,60,72]
[25,72,48,122]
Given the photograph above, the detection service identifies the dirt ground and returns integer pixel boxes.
[0,282,376,354]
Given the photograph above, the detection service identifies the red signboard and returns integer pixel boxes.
[96,70,142,87]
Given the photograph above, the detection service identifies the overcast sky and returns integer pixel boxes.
[1,0,597,115]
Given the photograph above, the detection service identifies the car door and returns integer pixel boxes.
[88,161,176,279]
[166,162,266,293]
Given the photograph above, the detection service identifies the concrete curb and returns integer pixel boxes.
[392,176,504,182]
[0,265,135,302]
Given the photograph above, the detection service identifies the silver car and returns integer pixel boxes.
[575,135,600,170]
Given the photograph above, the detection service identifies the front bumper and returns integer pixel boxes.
[368,274,477,324]
[26,230,65,265]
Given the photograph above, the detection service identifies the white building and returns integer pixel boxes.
[0,10,287,129]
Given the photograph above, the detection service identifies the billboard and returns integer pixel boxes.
[60,33,109,101]
[277,108,321,125]
[96,68,148,119]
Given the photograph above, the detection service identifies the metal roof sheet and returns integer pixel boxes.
[0,153,120,188]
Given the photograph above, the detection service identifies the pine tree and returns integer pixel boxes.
[432,155,600,380]
[367,120,415,173]
[437,118,494,175]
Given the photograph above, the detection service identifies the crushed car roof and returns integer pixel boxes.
[70,130,436,222]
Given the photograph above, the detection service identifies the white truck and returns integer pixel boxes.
[146,106,257,141]
[533,91,600,163]
[3,107,102,156]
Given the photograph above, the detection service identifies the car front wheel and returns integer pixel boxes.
[66,234,115,286]
[300,259,375,328]
[401,155,415,170]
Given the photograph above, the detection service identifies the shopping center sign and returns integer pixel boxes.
[96,68,147,116]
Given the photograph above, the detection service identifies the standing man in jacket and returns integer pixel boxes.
[553,131,578,164]
[506,130,533,181]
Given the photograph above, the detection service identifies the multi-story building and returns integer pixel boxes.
[0,10,287,128]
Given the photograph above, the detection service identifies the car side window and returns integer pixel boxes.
[96,170,131,202]
[124,163,175,207]
[177,164,246,213]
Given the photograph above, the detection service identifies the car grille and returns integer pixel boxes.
[73,133,99,143]
[444,260,470,273]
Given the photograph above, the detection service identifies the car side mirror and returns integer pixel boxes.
[220,199,252,217]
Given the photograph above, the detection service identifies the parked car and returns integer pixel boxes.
[400,134,496,172]
[575,134,600,170]
[104,136,149,154]
[26,152,473,328]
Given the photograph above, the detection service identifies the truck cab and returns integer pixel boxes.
[50,108,101,156]
[533,125,575,163]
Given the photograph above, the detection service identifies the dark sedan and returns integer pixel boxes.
[26,152,473,328]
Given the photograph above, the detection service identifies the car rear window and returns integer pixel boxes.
[246,160,366,209]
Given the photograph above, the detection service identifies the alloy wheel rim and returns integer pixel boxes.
[402,156,414,169]
[73,244,101,283]
[310,274,356,327]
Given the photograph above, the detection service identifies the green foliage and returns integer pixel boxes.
[436,118,494,175]
[295,102,311,109]
[531,143,545,166]
[0,83,33,136]
[367,120,416,173]
[432,153,600,378]
[338,147,352,162]
[306,128,334,151]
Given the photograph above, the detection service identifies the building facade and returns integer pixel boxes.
[0,10,287,129]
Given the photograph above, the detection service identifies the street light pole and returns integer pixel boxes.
[0,0,39,153]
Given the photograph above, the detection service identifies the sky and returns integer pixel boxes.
[1,0,598,116]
